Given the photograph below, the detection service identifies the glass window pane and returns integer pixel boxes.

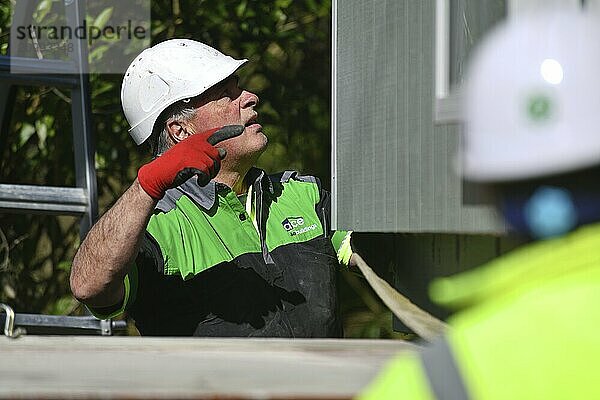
[449,0,507,88]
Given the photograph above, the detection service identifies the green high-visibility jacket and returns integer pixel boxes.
[361,223,600,399]
[90,168,352,337]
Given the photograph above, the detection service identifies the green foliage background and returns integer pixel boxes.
[0,0,399,338]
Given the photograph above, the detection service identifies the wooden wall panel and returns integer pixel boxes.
[333,0,504,233]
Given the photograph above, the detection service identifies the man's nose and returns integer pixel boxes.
[240,90,259,109]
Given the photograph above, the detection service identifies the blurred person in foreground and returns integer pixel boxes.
[361,9,600,399]
[70,39,353,336]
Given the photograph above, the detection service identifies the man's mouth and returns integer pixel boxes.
[245,114,259,127]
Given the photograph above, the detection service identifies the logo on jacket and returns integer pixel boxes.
[282,216,317,236]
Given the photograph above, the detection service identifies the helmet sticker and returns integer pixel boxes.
[526,93,553,123]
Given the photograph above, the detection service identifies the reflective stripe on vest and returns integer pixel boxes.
[420,337,470,400]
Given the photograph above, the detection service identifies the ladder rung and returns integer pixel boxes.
[0,184,88,215]
[0,313,127,331]
[0,56,79,86]
[0,56,77,74]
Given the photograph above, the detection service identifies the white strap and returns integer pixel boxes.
[245,184,259,233]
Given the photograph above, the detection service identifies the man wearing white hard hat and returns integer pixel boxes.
[361,9,600,399]
[70,39,353,336]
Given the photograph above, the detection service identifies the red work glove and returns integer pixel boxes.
[138,125,244,199]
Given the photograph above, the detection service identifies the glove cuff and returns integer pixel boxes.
[138,163,165,200]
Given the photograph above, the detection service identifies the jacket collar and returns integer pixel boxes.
[156,167,273,212]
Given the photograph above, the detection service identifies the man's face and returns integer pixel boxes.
[190,76,267,165]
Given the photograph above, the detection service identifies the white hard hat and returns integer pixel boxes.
[121,39,247,145]
[462,10,600,182]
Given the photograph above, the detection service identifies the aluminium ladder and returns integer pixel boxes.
[0,0,125,336]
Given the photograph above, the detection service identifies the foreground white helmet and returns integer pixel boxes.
[121,39,247,145]
[462,10,600,182]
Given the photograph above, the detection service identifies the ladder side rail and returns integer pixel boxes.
[0,83,15,162]
[65,0,98,238]
[9,0,37,58]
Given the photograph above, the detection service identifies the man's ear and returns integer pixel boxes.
[166,120,191,143]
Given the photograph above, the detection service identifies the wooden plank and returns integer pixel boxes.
[0,337,415,399]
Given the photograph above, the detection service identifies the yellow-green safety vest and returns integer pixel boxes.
[361,223,600,399]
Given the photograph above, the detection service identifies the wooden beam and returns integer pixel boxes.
[0,336,416,399]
